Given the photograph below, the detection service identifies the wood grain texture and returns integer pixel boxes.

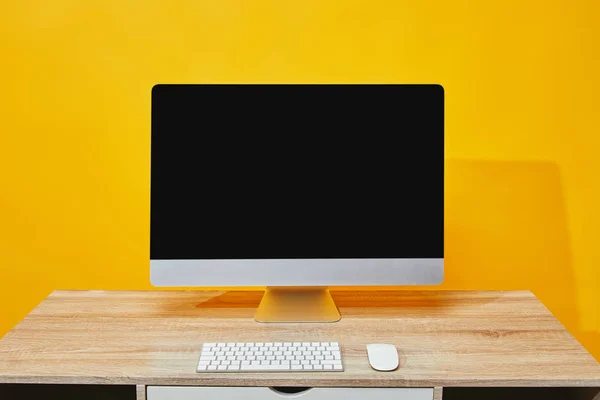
[137,385,146,400]
[0,290,599,387]
[433,387,443,400]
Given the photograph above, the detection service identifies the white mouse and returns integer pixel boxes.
[366,344,399,371]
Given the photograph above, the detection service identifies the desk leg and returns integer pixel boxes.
[136,385,146,400]
[434,387,443,400]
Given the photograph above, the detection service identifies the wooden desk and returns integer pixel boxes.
[1,290,599,400]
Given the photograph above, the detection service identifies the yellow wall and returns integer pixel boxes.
[1,0,599,359]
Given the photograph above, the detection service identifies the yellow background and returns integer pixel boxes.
[1,1,598,359]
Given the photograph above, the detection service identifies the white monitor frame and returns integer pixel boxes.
[150,258,444,287]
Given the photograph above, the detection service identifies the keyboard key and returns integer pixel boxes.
[239,364,261,371]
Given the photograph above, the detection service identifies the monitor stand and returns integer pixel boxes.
[254,287,341,323]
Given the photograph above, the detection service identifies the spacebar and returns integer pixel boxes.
[239,365,290,371]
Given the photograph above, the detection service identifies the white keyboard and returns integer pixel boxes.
[197,341,344,372]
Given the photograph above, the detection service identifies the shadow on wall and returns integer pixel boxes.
[443,158,577,333]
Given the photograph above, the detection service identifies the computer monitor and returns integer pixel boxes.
[150,84,444,323]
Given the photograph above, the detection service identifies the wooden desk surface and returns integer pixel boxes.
[0,290,599,387]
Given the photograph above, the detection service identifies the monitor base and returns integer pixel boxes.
[254,287,341,323]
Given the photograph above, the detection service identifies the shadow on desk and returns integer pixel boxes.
[146,290,485,320]
[443,387,600,400]
[0,384,134,400]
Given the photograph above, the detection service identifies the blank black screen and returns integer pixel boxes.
[151,84,443,259]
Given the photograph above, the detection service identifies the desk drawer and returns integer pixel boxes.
[147,386,434,400]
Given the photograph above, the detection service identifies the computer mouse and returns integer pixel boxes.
[366,344,399,371]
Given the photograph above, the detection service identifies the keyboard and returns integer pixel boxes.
[197,341,344,372]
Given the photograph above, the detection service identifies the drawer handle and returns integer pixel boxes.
[269,387,313,396]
